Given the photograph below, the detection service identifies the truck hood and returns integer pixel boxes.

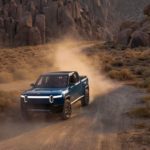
[22,88,68,96]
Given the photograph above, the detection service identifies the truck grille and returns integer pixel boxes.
[27,98,50,104]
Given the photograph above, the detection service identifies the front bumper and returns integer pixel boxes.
[23,103,61,112]
[21,95,64,112]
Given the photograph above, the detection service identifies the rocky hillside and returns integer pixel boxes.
[114,0,150,21]
[114,3,150,49]
[0,0,110,46]
[0,0,150,46]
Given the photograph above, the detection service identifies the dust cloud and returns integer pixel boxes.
[48,38,119,100]
[0,38,121,142]
[0,38,120,102]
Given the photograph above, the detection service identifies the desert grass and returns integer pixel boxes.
[0,91,18,112]
[0,45,55,83]
[85,44,150,118]
[85,45,150,93]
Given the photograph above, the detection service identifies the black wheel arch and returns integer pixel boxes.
[65,95,71,101]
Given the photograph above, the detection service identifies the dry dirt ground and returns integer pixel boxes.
[0,40,149,150]
[0,86,146,150]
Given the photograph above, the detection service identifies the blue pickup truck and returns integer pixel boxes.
[20,71,89,120]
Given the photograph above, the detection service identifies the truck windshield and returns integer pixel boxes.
[35,75,68,88]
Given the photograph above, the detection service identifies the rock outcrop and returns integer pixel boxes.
[129,30,150,48]
[144,4,150,16]
[115,3,150,49]
[0,0,110,46]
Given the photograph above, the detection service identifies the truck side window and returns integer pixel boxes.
[69,73,79,85]
[69,75,76,85]
[74,72,79,82]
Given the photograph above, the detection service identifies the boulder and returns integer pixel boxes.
[41,0,48,7]
[28,26,42,45]
[72,0,81,21]
[0,0,2,6]
[141,22,150,34]
[4,17,10,33]
[26,1,37,22]
[20,11,32,27]
[39,0,48,12]
[7,18,17,44]
[15,26,30,45]
[0,0,10,6]
[0,17,4,28]
[0,0,117,45]
[43,1,68,38]
[129,30,150,48]
[60,6,75,34]
[35,14,45,43]
[27,1,36,13]
[144,4,150,16]
[15,23,42,46]
[16,4,23,21]
[117,28,133,48]
[8,0,18,19]
[43,1,57,30]
[0,29,5,44]
[3,3,9,18]
[119,21,140,31]
[57,1,64,25]
[140,17,150,34]
[0,7,2,16]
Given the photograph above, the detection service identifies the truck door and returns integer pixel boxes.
[69,73,82,102]
[74,72,82,98]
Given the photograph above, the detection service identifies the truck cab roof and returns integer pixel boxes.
[42,71,77,76]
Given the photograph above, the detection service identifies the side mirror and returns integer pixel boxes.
[30,83,35,87]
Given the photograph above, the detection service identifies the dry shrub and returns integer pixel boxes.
[144,4,150,16]
[129,107,150,118]
[143,96,150,101]
[124,50,139,58]
[143,69,150,78]
[142,96,150,109]
[13,69,33,80]
[134,123,147,129]
[133,67,145,76]
[135,77,150,90]
[142,78,150,88]
[119,21,139,31]
[0,91,18,112]
[109,69,134,81]
[0,72,13,83]
[137,54,150,61]
[111,59,124,67]
[147,86,150,92]
[103,64,112,72]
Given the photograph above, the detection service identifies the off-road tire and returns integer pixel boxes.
[62,99,72,120]
[21,102,30,120]
[81,88,89,107]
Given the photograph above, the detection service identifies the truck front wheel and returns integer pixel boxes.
[62,99,72,120]
[21,103,30,120]
[81,88,89,107]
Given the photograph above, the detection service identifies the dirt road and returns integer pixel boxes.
[0,40,145,149]
[0,85,143,150]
